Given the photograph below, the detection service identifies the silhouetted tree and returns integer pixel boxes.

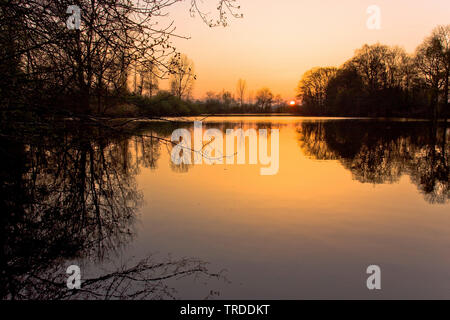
[325,66,364,116]
[0,0,241,113]
[415,25,450,120]
[256,87,273,111]
[294,33,450,118]
[296,67,337,113]
[237,78,247,106]
[169,54,196,100]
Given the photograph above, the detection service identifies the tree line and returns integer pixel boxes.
[3,1,447,119]
[123,73,291,117]
[0,0,241,118]
[296,25,449,120]
[0,0,289,118]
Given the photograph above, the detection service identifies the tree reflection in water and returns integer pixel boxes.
[2,118,447,299]
[0,122,224,300]
[298,120,449,204]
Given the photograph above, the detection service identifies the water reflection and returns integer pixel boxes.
[298,120,449,204]
[166,121,286,174]
[1,118,449,299]
[0,123,223,300]
[149,119,448,205]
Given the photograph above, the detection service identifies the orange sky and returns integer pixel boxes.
[160,0,450,100]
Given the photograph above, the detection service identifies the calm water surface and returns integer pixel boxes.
[2,117,449,299]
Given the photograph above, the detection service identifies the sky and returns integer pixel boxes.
[159,0,450,101]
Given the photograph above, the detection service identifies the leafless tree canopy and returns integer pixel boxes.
[297,67,337,110]
[237,78,247,106]
[0,0,241,112]
[296,25,449,119]
[256,87,274,110]
[169,53,196,99]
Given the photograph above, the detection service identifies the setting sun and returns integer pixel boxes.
[290,101,296,106]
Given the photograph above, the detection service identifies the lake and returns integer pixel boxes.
[2,116,449,299]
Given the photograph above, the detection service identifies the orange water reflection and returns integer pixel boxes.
[126,117,450,299]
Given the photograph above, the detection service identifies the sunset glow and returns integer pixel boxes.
[164,0,450,100]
